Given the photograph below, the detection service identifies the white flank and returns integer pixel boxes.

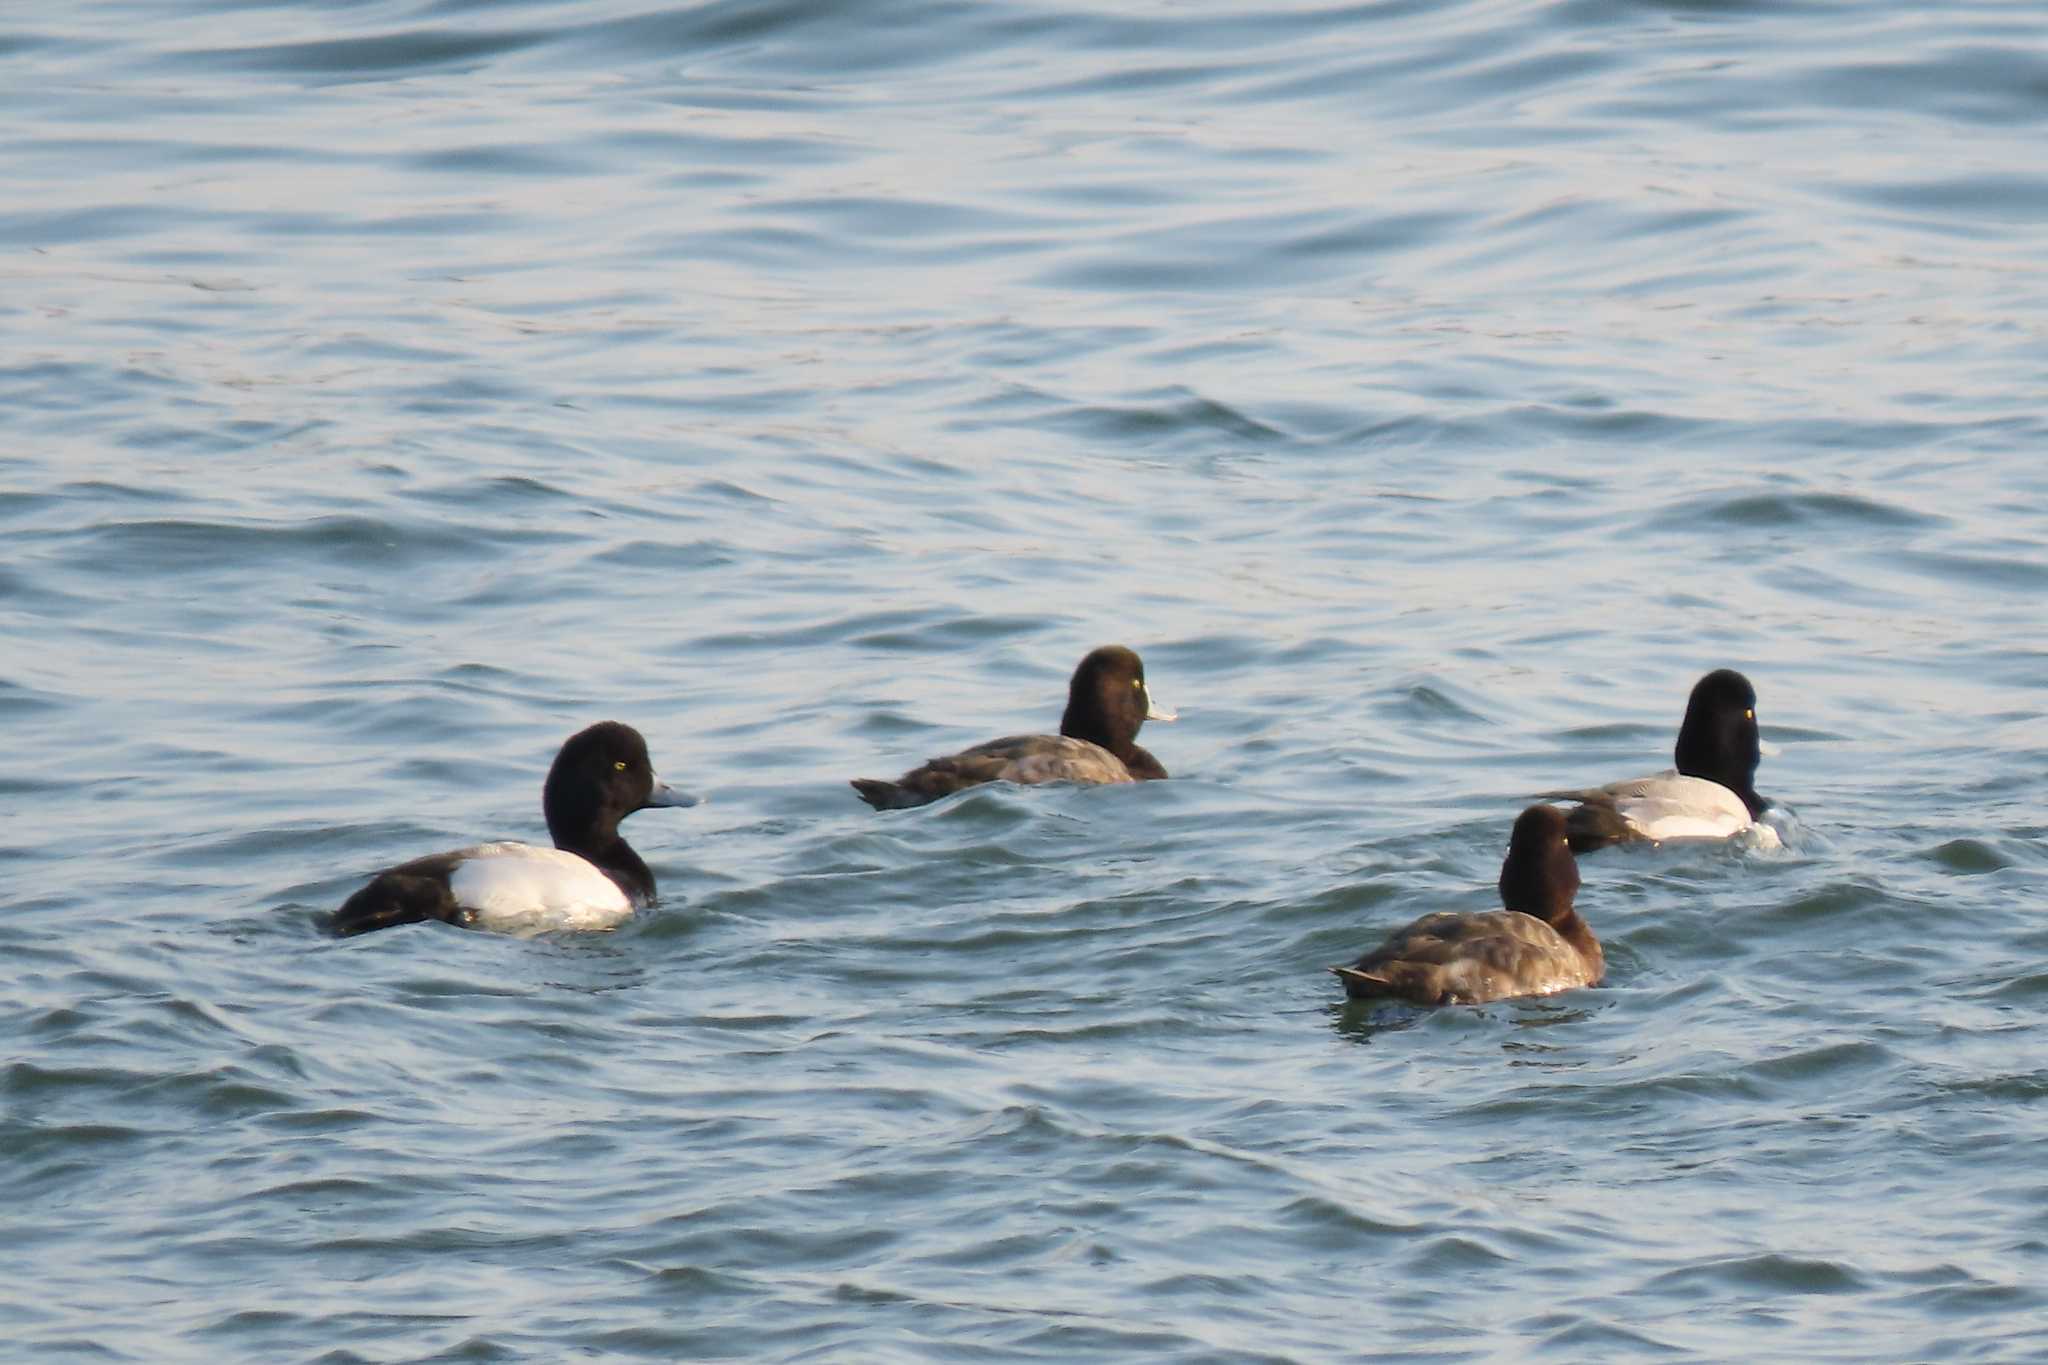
[1602,772,1764,844]
[446,842,636,935]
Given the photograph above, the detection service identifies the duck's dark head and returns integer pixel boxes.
[1059,645,1174,759]
[1499,804,1580,923]
[543,721,698,846]
[1673,668,1764,815]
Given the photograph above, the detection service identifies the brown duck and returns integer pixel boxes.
[1331,805,1602,1006]
[851,645,1174,810]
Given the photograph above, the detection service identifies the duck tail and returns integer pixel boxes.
[1329,965,1393,998]
[1564,797,1634,853]
[332,874,460,937]
[851,778,918,811]
[1531,792,1636,854]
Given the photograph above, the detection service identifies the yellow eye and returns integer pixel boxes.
[1745,709,1754,720]
[1132,679,1143,689]
[614,761,627,771]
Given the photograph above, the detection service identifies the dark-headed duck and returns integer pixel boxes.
[333,721,697,937]
[1542,668,1777,853]
[1331,805,1601,1006]
[851,645,1174,811]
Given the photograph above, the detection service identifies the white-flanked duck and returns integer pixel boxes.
[334,721,696,937]
[1544,668,1778,853]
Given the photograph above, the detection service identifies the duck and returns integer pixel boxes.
[851,645,1175,810]
[1331,804,1600,1006]
[1542,668,1777,853]
[332,721,697,937]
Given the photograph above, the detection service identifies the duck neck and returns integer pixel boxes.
[1685,763,1766,818]
[555,824,656,903]
[1060,706,1134,761]
[1121,744,1167,780]
[1675,732,1761,815]
[1546,906,1601,969]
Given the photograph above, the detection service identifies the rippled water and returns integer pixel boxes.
[5,0,2047,1358]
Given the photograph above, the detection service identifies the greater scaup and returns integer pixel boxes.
[1331,805,1600,1006]
[1543,668,1778,853]
[851,645,1175,810]
[333,721,697,937]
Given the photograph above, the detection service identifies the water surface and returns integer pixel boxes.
[3,0,2046,1359]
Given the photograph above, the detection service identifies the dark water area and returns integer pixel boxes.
[3,0,2046,1359]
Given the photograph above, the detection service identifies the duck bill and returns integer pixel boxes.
[1146,695,1178,723]
[645,778,702,809]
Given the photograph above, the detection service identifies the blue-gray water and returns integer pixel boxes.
[5,0,2047,1359]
